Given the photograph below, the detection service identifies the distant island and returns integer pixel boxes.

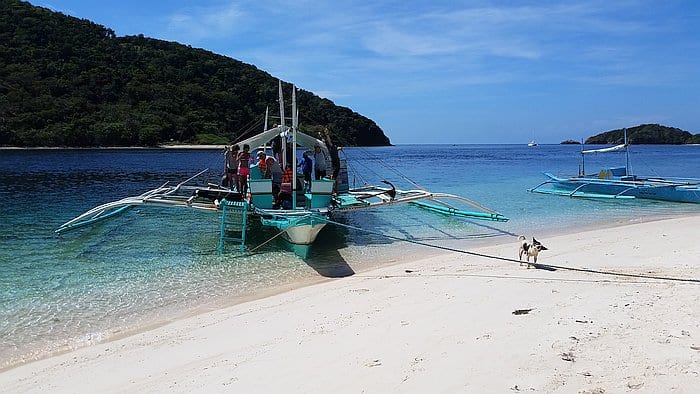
[585,124,700,145]
[0,0,390,147]
[560,139,581,145]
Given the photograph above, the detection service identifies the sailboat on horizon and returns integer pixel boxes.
[528,132,538,147]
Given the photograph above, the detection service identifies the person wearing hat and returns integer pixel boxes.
[312,143,327,180]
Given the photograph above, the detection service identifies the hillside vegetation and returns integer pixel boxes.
[0,0,390,147]
[586,124,699,145]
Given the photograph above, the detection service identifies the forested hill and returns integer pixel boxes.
[586,124,700,145]
[0,0,391,147]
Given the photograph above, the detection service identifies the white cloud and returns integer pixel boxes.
[362,24,462,57]
[165,0,696,100]
[165,3,246,41]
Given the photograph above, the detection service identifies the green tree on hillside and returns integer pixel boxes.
[0,0,391,147]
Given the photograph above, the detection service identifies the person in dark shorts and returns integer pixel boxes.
[301,151,313,192]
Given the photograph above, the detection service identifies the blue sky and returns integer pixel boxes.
[37,0,700,144]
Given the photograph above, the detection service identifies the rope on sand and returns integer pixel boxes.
[322,218,700,285]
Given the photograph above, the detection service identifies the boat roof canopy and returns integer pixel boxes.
[234,125,329,156]
[581,143,627,154]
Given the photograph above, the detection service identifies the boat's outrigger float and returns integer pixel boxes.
[56,82,509,254]
[55,171,509,247]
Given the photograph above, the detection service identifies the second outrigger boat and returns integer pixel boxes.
[530,129,700,203]
[56,82,509,254]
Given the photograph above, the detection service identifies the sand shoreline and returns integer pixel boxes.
[2,215,699,392]
[0,214,660,371]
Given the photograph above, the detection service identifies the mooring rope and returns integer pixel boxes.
[246,214,315,254]
[246,226,290,254]
[321,217,700,284]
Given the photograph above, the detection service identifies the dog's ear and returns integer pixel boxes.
[538,245,548,251]
[532,237,539,245]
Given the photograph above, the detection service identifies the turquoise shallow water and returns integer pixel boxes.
[1,144,699,367]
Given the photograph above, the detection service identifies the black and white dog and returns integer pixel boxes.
[518,236,548,267]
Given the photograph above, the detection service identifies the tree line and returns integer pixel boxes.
[585,124,700,145]
[0,0,391,147]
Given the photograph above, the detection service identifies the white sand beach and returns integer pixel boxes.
[2,216,699,393]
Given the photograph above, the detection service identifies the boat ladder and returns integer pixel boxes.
[218,199,249,254]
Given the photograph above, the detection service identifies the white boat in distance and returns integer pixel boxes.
[528,132,538,146]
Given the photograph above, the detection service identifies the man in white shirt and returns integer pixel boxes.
[312,144,327,180]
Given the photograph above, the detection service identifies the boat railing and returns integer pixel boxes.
[529,181,637,200]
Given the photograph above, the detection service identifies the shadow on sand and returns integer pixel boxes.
[298,223,355,278]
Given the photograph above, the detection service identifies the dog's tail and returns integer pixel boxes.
[517,235,526,242]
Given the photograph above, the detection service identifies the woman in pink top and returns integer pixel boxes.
[237,144,251,195]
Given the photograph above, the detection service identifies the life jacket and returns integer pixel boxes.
[257,159,267,172]
[282,167,293,183]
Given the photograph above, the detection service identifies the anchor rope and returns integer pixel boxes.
[225,208,699,284]
[246,226,289,254]
[246,214,315,254]
[320,217,700,284]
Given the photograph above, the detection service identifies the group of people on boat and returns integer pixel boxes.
[299,143,330,192]
[223,144,251,195]
[222,127,342,208]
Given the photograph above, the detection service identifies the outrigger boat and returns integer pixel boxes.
[56,82,509,255]
[530,129,700,203]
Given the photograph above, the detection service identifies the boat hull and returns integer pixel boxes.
[531,173,700,203]
[259,212,328,245]
[634,184,700,203]
[283,222,327,244]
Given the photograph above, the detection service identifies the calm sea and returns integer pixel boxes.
[1,144,699,368]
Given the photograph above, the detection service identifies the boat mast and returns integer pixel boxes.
[279,80,286,170]
[264,106,268,131]
[624,128,630,176]
[580,138,585,176]
[292,85,298,209]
